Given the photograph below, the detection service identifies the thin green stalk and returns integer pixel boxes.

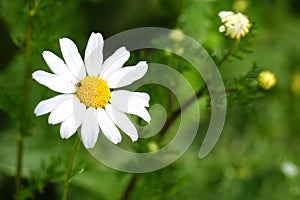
[217,39,240,67]
[15,0,35,195]
[62,135,81,200]
[15,133,24,195]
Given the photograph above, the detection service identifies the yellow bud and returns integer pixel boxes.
[29,9,35,17]
[291,71,300,96]
[258,71,276,90]
[233,0,249,12]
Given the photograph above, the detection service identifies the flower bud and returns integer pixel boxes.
[258,71,276,90]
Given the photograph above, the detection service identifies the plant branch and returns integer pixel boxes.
[158,85,207,141]
[217,39,240,66]
[15,0,35,195]
[119,85,207,200]
[120,38,240,200]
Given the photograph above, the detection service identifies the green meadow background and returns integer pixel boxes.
[1,0,300,199]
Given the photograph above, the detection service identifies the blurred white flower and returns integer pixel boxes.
[281,161,299,178]
[33,32,151,149]
[218,11,251,39]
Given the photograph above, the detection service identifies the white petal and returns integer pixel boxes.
[60,99,86,139]
[219,25,226,33]
[48,97,76,124]
[105,104,138,141]
[81,107,99,148]
[32,70,76,93]
[60,115,78,139]
[59,38,86,80]
[42,51,77,83]
[112,90,150,107]
[223,14,239,24]
[100,47,130,79]
[84,32,104,76]
[34,94,74,116]
[110,90,151,123]
[96,108,122,144]
[106,61,148,88]
[219,11,234,19]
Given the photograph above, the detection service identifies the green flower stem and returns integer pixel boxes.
[158,85,207,141]
[15,0,35,195]
[23,0,34,101]
[217,39,240,67]
[62,135,81,200]
[15,133,24,195]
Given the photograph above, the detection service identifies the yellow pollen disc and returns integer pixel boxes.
[76,76,111,108]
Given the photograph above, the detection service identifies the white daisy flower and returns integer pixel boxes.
[33,32,151,149]
[218,11,251,39]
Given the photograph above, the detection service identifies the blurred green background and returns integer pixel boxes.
[1,0,300,199]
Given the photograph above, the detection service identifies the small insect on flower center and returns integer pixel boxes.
[76,76,111,108]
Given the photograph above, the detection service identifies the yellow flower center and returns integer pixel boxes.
[76,76,111,108]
